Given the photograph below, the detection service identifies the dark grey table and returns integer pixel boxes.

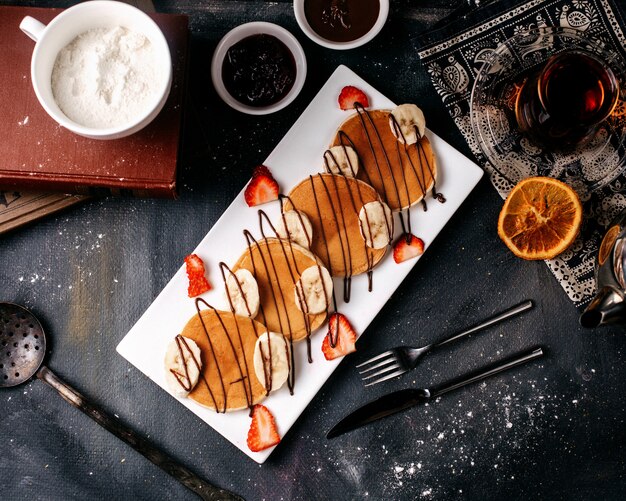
[1,1,625,500]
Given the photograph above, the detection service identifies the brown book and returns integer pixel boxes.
[0,6,188,199]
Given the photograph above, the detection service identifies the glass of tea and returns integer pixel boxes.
[470,27,626,196]
[515,50,620,149]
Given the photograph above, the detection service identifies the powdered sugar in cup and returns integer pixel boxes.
[20,0,172,140]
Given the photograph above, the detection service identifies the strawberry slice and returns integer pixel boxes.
[184,254,212,297]
[322,313,357,361]
[244,165,279,207]
[251,165,272,178]
[247,404,281,452]
[393,233,425,264]
[338,86,369,111]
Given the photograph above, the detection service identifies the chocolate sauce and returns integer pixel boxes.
[242,207,325,392]
[258,210,315,364]
[304,0,380,43]
[306,174,348,305]
[324,145,371,286]
[194,299,255,414]
[353,105,399,207]
[353,104,415,237]
[319,173,353,301]
[327,132,377,291]
[343,105,444,241]
[243,229,297,393]
[170,335,203,392]
[219,261,282,397]
[416,138,446,204]
[222,34,296,107]
[389,115,446,205]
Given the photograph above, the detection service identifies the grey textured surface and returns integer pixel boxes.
[0,1,625,500]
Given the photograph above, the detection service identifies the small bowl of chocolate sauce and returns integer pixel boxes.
[294,0,388,50]
[211,22,307,115]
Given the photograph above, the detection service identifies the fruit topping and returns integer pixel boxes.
[225,268,260,318]
[323,145,359,177]
[338,85,369,110]
[389,104,426,144]
[251,164,273,178]
[244,165,279,206]
[358,201,393,249]
[275,210,313,248]
[184,254,212,297]
[247,404,281,452]
[322,313,357,360]
[253,331,290,393]
[294,265,334,315]
[164,335,203,397]
[392,234,425,263]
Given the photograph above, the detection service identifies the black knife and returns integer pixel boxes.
[327,347,544,439]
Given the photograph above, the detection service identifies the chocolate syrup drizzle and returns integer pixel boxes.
[192,298,256,414]
[219,261,284,398]
[240,206,331,394]
[260,208,331,363]
[243,228,296,394]
[324,137,377,292]
[345,103,445,240]
[389,115,446,205]
[170,334,203,392]
[326,141,393,256]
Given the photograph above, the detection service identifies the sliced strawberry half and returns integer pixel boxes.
[251,164,272,178]
[393,233,425,264]
[184,254,212,297]
[244,165,279,207]
[247,404,281,452]
[322,313,357,361]
[338,86,369,111]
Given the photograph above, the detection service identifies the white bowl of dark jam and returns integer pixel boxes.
[294,0,389,50]
[211,22,307,115]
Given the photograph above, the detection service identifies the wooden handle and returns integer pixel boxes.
[38,366,244,501]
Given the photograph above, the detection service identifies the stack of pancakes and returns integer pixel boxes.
[175,107,437,411]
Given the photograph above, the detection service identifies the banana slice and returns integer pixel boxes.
[359,201,393,249]
[294,265,333,315]
[275,210,313,249]
[164,335,203,398]
[253,331,290,393]
[323,145,359,178]
[225,268,260,318]
[389,104,426,145]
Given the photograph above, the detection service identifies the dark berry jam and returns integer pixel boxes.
[222,34,296,107]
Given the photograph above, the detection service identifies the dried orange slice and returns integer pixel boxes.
[497,177,582,260]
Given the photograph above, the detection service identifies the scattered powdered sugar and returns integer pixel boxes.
[312,372,591,499]
[51,26,160,128]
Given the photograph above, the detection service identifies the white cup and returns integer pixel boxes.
[20,0,172,140]
[293,0,389,50]
[211,22,307,115]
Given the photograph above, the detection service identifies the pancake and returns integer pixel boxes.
[233,237,327,342]
[184,307,266,412]
[284,173,387,278]
[330,109,437,211]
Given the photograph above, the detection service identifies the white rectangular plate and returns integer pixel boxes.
[117,65,483,463]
